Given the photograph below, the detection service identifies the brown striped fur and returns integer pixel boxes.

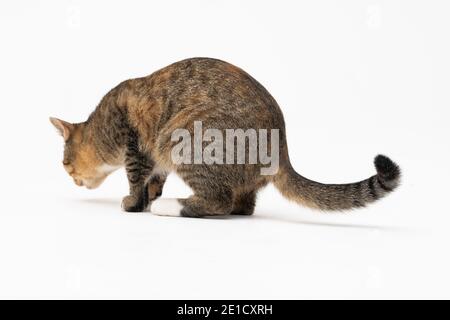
[50,57,400,215]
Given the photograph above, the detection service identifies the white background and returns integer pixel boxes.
[0,0,449,299]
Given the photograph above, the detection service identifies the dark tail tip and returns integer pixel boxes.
[374,154,401,182]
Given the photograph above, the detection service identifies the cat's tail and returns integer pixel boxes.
[273,155,400,211]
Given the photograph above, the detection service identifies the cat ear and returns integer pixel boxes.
[49,117,74,141]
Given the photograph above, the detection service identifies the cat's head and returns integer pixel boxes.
[50,117,112,189]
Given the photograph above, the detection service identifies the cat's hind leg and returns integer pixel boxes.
[149,164,235,218]
[150,191,233,218]
[230,190,256,215]
[150,198,184,217]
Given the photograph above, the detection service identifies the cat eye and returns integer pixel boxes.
[62,162,74,174]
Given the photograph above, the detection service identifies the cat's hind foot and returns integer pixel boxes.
[150,198,184,217]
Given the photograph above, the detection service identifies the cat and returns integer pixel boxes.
[50,57,400,217]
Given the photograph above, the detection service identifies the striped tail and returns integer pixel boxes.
[273,155,401,211]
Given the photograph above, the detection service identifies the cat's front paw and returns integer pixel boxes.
[148,184,163,201]
[121,195,145,212]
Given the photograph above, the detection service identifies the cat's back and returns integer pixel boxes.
[149,57,260,95]
[123,57,285,153]
[148,57,283,127]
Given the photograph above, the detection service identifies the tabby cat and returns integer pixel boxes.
[50,58,400,217]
